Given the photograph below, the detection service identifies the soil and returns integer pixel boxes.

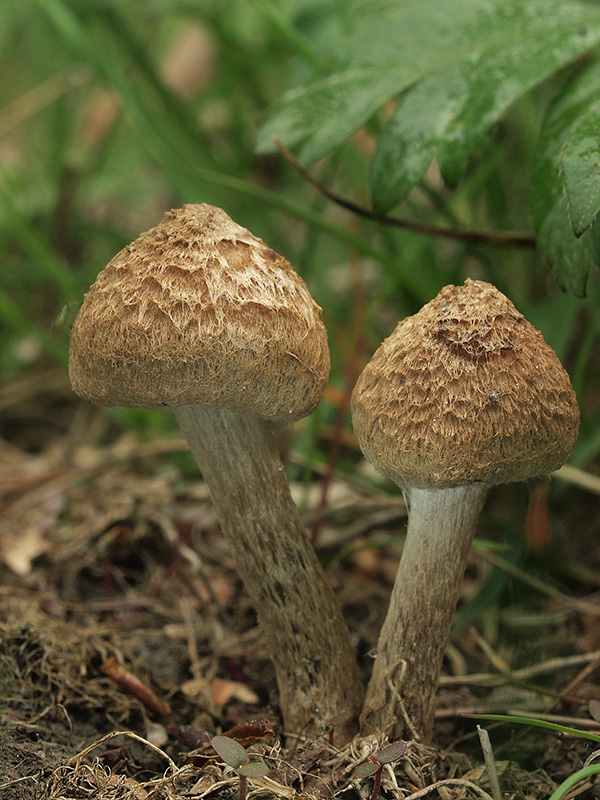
[1,366,600,799]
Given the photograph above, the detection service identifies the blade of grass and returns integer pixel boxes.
[462,712,600,744]
[99,7,219,168]
[35,0,213,178]
[33,0,93,60]
[476,549,600,616]
[0,177,81,302]
[548,765,600,800]
[0,70,87,138]
[251,0,320,66]
[0,287,67,365]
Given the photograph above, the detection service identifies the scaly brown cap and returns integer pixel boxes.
[351,279,579,489]
[69,204,329,423]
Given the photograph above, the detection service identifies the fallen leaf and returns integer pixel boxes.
[0,489,65,575]
[210,677,259,706]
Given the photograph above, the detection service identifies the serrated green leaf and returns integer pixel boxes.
[534,193,599,296]
[532,60,600,294]
[371,0,600,213]
[258,0,528,164]
[260,0,600,178]
[561,104,600,236]
[437,2,600,187]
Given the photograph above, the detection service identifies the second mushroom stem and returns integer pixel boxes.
[173,404,364,743]
[360,485,488,741]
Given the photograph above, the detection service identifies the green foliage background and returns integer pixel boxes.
[2,0,600,468]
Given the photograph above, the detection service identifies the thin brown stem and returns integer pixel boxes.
[173,405,364,742]
[274,137,537,250]
[360,485,488,741]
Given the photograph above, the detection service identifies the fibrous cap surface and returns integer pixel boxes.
[351,279,580,489]
[69,204,329,423]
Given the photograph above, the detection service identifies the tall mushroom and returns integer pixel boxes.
[352,279,579,741]
[69,203,363,742]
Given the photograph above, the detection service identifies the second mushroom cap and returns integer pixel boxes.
[352,279,580,489]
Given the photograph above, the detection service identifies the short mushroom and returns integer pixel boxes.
[352,279,579,741]
[69,203,363,742]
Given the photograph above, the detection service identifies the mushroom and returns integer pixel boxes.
[69,203,363,741]
[351,279,579,741]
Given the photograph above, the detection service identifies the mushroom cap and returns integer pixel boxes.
[351,279,580,489]
[69,204,329,423]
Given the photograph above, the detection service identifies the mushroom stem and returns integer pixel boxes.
[173,404,364,743]
[360,484,488,741]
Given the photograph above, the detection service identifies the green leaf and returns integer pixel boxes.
[211,735,247,769]
[238,760,269,778]
[371,0,600,213]
[438,2,600,187]
[561,103,600,236]
[376,741,407,764]
[532,60,600,295]
[258,0,526,163]
[259,0,600,178]
[370,81,452,214]
[462,713,600,743]
[548,766,600,800]
[353,760,379,778]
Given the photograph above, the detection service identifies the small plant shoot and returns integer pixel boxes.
[211,735,269,800]
[353,741,407,800]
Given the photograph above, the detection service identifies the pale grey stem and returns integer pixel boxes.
[360,485,488,741]
[477,725,503,800]
[173,404,364,742]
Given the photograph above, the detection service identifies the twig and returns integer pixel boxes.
[554,464,600,496]
[476,550,600,616]
[350,778,370,800]
[385,660,421,742]
[403,778,495,800]
[544,652,600,716]
[477,725,502,800]
[101,658,171,718]
[439,651,600,687]
[0,775,38,791]
[470,628,512,677]
[274,137,537,250]
[66,730,178,772]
